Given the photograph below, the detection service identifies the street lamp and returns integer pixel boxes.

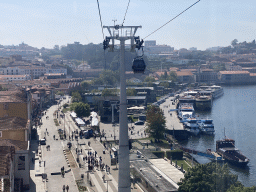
[112,123,116,142]
[66,120,72,140]
[105,179,112,192]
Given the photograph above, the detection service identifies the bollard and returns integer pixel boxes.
[170,157,172,165]
[175,160,177,168]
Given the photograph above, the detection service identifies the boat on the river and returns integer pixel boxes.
[195,94,212,110]
[183,119,200,136]
[199,119,215,135]
[210,85,224,99]
[178,103,194,120]
[200,85,224,99]
[216,138,249,167]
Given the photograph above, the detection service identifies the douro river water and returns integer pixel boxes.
[180,85,256,187]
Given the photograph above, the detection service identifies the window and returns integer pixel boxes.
[3,103,8,110]
[18,156,25,170]
[0,131,2,137]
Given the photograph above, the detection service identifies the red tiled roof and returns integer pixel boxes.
[219,71,250,74]
[0,140,28,151]
[176,71,194,76]
[0,117,28,130]
[0,90,27,102]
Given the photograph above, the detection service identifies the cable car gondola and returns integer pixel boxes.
[132,57,146,73]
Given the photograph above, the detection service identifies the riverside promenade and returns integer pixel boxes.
[30,97,143,192]
[159,96,184,131]
[158,96,188,140]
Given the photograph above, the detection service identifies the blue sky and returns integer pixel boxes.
[0,0,255,50]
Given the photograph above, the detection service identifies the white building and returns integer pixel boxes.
[0,75,31,81]
[0,66,67,79]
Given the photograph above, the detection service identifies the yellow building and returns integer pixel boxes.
[0,117,29,141]
[0,90,29,120]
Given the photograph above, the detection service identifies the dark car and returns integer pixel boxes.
[135,121,144,125]
[40,139,46,145]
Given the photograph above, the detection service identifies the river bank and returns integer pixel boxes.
[180,85,256,187]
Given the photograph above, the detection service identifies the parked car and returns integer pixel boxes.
[40,139,46,145]
[135,121,144,125]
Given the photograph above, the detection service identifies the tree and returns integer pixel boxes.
[231,39,238,47]
[178,163,240,192]
[126,88,136,96]
[92,70,119,86]
[71,91,82,102]
[143,76,156,83]
[227,184,256,192]
[160,71,168,80]
[81,81,91,91]
[159,81,169,88]
[56,91,64,96]
[146,105,166,140]
[102,89,118,97]
[169,71,177,82]
[70,102,90,117]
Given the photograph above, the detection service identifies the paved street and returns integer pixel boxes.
[30,99,78,192]
[30,97,143,192]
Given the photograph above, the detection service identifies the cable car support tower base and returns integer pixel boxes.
[103,25,142,192]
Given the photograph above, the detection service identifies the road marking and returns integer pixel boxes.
[89,172,106,192]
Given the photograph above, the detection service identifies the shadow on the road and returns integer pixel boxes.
[30,140,39,170]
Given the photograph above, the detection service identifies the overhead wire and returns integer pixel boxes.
[96,0,105,40]
[96,0,107,69]
[122,0,131,26]
[143,0,201,40]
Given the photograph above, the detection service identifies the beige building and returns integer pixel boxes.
[0,117,29,142]
[218,71,251,84]
[176,71,195,83]
[199,69,218,82]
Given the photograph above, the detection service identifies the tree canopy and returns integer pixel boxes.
[146,105,166,140]
[102,89,118,97]
[144,76,156,83]
[71,91,82,102]
[92,70,119,86]
[126,88,136,96]
[178,162,245,192]
[81,80,91,91]
[70,102,90,118]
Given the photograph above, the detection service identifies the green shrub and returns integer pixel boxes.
[63,103,69,108]
[166,150,183,160]
[152,151,165,158]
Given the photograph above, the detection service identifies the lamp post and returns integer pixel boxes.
[66,120,72,140]
[105,179,112,192]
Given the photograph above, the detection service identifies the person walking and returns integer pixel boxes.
[63,185,66,192]
[66,185,69,192]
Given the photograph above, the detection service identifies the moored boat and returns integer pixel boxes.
[199,119,215,135]
[183,119,200,136]
[216,138,249,167]
[195,95,212,110]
